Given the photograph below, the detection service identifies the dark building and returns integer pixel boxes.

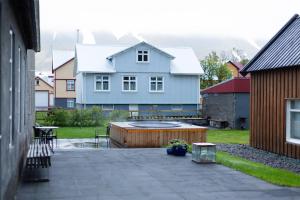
[201,78,250,129]
[0,0,40,199]
[241,14,300,159]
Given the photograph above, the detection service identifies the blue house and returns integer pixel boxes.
[74,42,203,115]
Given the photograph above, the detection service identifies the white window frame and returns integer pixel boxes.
[102,104,114,111]
[149,76,164,93]
[67,99,75,108]
[94,75,110,92]
[18,47,21,133]
[66,80,75,91]
[136,49,150,63]
[9,29,14,147]
[122,75,137,92]
[286,100,300,144]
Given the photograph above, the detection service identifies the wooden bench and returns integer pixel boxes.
[24,140,52,181]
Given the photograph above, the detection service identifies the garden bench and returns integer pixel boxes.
[24,139,52,181]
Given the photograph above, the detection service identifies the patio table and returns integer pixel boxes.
[35,126,59,151]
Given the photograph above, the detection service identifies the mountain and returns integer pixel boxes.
[35,31,267,72]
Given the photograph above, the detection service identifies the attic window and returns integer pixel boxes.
[35,79,39,85]
[137,50,149,63]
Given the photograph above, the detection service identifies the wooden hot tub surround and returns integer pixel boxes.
[110,122,207,148]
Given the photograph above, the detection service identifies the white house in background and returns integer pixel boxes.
[74,41,203,115]
[35,76,54,110]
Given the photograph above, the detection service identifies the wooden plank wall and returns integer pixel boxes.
[110,125,207,148]
[251,68,300,159]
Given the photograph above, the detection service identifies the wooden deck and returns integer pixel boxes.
[110,122,207,148]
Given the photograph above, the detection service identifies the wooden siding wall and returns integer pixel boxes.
[251,68,300,159]
[110,125,207,148]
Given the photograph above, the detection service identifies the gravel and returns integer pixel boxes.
[217,144,300,173]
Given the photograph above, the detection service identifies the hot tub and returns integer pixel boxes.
[110,121,207,148]
[130,121,181,128]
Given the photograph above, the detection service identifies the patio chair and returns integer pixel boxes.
[33,126,46,143]
[46,129,58,148]
[95,129,101,145]
[105,125,111,148]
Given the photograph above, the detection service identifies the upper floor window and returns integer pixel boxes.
[66,80,75,91]
[67,99,75,108]
[35,79,40,86]
[95,75,110,91]
[137,50,149,63]
[149,76,164,92]
[123,76,137,91]
[286,100,300,144]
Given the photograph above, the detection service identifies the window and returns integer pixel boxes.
[122,76,137,91]
[66,80,75,91]
[18,47,21,133]
[149,76,164,92]
[95,75,110,91]
[102,104,114,111]
[286,100,300,144]
[67,99,75,108]
[9,28,15,146]
[35,79,39,85]
[136,50,149,63]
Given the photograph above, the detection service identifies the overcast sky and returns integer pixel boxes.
[40,0,299,40]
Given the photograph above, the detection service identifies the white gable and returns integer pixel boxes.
[52,50,74,71]
[75,44,203,75]
[107,41,175,60]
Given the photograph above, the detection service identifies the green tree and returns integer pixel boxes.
[240,59,249,65]
[215,63,232,83]
[200,51,231,89]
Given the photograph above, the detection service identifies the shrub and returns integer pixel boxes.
[44,108,70,126]
[43,107,106,127]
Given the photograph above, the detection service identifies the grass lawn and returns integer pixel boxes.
[189,129,300,187]
[56,126,106,139]
[207,129,249,144]
[217,151,300,187]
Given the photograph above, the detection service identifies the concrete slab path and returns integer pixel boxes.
[16,149,300,200]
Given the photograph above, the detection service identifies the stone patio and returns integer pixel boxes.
[16,149,300,200]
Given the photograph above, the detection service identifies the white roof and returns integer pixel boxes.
[52,50,75,71]
[75,44,203,75]
[35,71,54,86]
[76,44,126,73]
[162,47,204,75]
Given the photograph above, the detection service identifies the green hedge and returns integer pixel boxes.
[43,107,129,127]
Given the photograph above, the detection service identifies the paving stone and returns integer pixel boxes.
[16,148,300,200]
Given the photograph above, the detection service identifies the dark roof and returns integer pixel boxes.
[227,61,244,71]
[241,14,300,75]
[11,0,40,51]
[201,78,250,94]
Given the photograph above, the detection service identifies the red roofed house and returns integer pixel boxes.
[201,77,250,129]
[226,61,250,78]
